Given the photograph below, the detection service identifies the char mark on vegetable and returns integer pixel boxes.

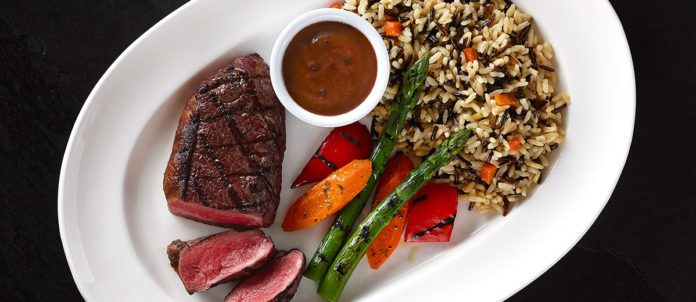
[386,195,399,208]
[317,253,327,263]
[410,194,429,206]
[409,215,456,239]
[340,131,361,148]
[358,226,370,242]
[313,153,339,170]
[335,262,347,275]
[332,219,345,231]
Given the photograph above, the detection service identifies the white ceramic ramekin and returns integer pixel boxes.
[270,8,390,127]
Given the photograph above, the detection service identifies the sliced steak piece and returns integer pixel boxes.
[225,249,306,302]
[163,53,286,228]
[167,229,275,294]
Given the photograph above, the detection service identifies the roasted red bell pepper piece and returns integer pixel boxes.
[404,182,458,242]
[367,154,414,269]
[291,122,373,188]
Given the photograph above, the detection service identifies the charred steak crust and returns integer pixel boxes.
[167,230,276,294]
[166,239,188,270]
[163,54,286,228]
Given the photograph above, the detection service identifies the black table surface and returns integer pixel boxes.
[1,1,694,301]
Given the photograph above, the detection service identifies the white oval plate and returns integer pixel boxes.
[58,0,634,301]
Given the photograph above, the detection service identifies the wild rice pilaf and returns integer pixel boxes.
[345,0,569,215]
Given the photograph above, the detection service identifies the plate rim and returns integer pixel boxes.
[57,0,636,301]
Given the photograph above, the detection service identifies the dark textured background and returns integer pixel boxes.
[0,1,693,301]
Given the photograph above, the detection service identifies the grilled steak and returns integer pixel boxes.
[163,54,286,228]
[225,249,306,302]
[167,229,275,294]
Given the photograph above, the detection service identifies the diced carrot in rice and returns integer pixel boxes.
[494,93,521,109]
[480,163,497,185]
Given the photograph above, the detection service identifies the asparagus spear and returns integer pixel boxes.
[304,54,430,282]
[317,129,473,302]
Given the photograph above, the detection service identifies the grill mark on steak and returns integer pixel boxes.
[198,135,244,208]
[199,106,277,124]
[199,74,263,96]
[195,139,277,150]
[207,93,275,208]
[191,175,212,207]
[177,113,199,198]
[193,171,273,180]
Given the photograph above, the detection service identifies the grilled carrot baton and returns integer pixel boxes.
[282,159,371,232]
[366,154,414,269]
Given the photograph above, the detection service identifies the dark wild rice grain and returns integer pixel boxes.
[502,197,511,216]
[552,103,567,113]
[515,24,531,46]
[539,65,555,72]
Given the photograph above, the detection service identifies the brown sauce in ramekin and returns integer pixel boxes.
[282,21,377,116]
